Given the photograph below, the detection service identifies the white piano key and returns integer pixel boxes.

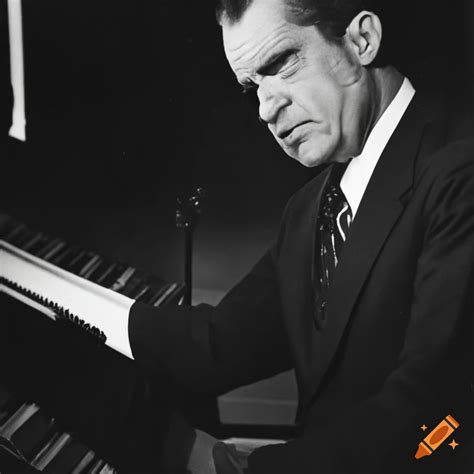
[42,240,66,261]
[153,282,178,307]
[71,450,96,474]
[98,463,116,474]
[30,432,72,471]
[110,266,136,291]
[79,254,101,278]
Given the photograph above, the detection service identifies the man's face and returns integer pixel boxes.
[222,0,371,167]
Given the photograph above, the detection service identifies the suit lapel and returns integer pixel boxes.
[300,92,435,412]
[281,164,331,385]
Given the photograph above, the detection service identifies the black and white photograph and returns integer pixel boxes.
[0,1,473,473]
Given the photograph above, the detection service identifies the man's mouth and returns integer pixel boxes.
[277,121,311,140]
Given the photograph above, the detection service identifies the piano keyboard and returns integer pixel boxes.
[0,384,116,473]
[0,213,189,472]
[0,214,185,359]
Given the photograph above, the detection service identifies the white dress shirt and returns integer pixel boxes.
[340,77,416,220]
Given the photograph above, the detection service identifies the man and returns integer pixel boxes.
[129,0,473,473]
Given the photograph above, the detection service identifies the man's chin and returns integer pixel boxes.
[285,143,333,168]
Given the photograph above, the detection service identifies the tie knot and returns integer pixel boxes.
[320,162,352,230]
[320,187,346,225]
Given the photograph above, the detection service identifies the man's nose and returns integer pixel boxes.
[257,77,290,124]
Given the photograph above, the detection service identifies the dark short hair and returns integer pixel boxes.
[217,0,376,38]
[216,0,387,65]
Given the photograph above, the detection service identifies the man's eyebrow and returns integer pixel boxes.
[234,40,298,87]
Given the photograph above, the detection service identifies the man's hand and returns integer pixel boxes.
[212,442,249,474]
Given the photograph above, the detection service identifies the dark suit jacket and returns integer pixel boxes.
[129,85,474,474]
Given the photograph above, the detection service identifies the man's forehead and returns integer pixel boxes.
[222,0,296,69]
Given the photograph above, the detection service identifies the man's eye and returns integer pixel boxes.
[266,58,287,75]
[265,52,298,76]
[279,54,299,77]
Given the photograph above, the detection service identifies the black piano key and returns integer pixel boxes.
[100,264,127,289]
[9,228,39,249]
[148,283,173,306]
[98,462,115,473]
[132,284,151,301]
[51,246,82,269]
[28,235,55,256]
[87,457,106,474]
[68,251,97,275]
[11,229,40,249]
[118,274,143,296]
[153,283,179,307]
[42,437,90,474]
[134,286,152,302]
[141,281,170,305]
[66,249,88,271]
[162,282,186,306]
[22,232,48,253]
[91,262,119,285]
[49,245,74,265]
[79,255,102,278]
[136,273,166,295]
[1,222,26,242]
[126,281,150,300]
[35,238,65,259]
[32,236,57,258]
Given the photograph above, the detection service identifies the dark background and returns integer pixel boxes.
[1,1,473,292]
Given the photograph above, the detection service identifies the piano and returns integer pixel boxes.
[0,212,192,473]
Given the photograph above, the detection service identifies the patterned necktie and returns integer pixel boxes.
[314,162,352,326]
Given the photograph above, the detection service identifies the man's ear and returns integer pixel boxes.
[345,11,382,66]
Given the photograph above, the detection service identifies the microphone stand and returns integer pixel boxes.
[175,187,205,306]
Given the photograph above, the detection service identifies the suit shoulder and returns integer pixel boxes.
[415,138,474,187]
[414,139,474,222]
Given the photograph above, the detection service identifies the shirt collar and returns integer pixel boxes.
[340,77,416,219]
